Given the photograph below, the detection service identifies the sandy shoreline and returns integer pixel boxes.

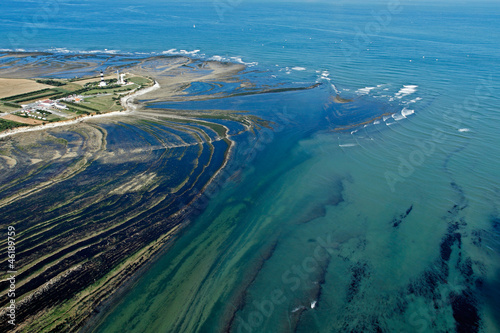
[0,81,160,139]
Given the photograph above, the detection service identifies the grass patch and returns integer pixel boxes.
[81,84,139,96]
[127,76,153,86]
[0,102,20,113]
[83,95,123,113]
[63,101,98,112]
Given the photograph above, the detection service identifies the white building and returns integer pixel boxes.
[39,99,54,108]
[54,103,68,110]
[117,70,126,85]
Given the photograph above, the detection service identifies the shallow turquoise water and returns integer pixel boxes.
[2,1,500,332]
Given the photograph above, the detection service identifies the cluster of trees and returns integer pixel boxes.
[36,79,66,87]
[0,119,24,131]
[1,101,21,108]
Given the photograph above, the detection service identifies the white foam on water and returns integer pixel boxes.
[356,86,377,95]
[229,56,258,66]
[330,83,340,95]
[339,143,357,147]
[401,108,415,117]
[458,128,471,132]
[292,66,306,71]
[209,55,224,61]
[383,115,391,122]
[373,120,381,125]
[395,85,418,99]
[392,113,406,121]
[24,47,124,55]
[47,47,73,54]
[204,54,258,66]
[162,49,201,56]
[407,97,423,104]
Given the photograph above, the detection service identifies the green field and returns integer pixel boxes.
[80,84,140,96]
[127,76,153,86]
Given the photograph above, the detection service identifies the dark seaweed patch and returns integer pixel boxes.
[470,230,482,247]
[440,232,461,262]
[458,258,474,282]
[492,217,500,232]
[392,205,413,227]
[450,290,480,333]
[346,262,369,303]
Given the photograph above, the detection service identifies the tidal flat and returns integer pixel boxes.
[0,53,280,332]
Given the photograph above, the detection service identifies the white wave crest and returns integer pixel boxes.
[162,49,201,56]
[401,108,415,117]
[395,85,418,99]
[392,113,405,121]
[207,55,257,66]
[407,97,423,104]
[356,86,377,95]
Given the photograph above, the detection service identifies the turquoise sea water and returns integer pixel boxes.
[1,1,500,332]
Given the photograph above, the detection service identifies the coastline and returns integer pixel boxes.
[0,81,161,140]
[0,54,273,332]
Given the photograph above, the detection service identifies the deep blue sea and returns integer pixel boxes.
[1,0,500,332]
